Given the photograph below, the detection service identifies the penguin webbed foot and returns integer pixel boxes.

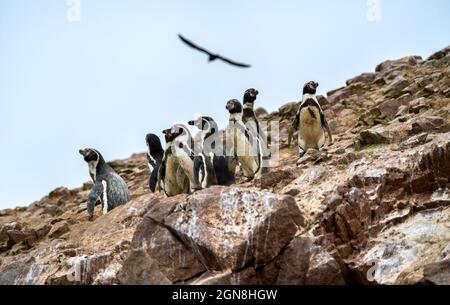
[190,187,202,193]
[244,176,255,183]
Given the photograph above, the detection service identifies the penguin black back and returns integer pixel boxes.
[145,133,164,192]
[79,148,130,220]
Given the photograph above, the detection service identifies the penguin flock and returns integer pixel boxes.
[79,81,333,220]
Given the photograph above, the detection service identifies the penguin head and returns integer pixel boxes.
[226,99,243,114]
[79,148,107,179]
[243,88,259,104]
[79,148,101,163]
[163,124,191,143]
[303,81,319,95]
[188,116,216,134]
[145,133,163,154]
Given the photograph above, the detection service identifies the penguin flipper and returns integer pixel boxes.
[87,181,104,217]
[193,155,204,187]
[149,166,159,192]
[156,158,166,193]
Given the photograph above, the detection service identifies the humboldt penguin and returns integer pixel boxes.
[189,116,235,187]
[242,88,260,136]
[289,81,333,156]
[242,88,269,173]
[79,148,130,220]
[158,124,199,196]
[225,99,262,182]
[145,133,164,192]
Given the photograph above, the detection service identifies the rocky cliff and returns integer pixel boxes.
[1,46,450,285]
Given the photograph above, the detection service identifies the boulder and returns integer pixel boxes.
[376,56,422,73]
[48,222,70,239]
[409,97,428,114]
[0,223,21,243]
[353,208,450,284]
[383,76,410,98]
[275,235,346,285]
[129,208,205,283]
[346,72,377,86]
[422,259,450,285]
[163,187,304,271]
[427,46,450,61]
[118,249,172,285]
[378,94,413,118]
[411,116,447,134]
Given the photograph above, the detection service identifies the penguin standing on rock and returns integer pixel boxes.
[158,124,198,196]
[289,81,333,157]
[145,134,164,192]
[242,88,269,174]
[225,99,262,182]
[79,148,130,220]
[242,88,260,136]
[189,116,235,187]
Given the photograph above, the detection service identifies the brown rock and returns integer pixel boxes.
[376,56,422,72]
[276,236,346,285]
[411,116,447,134]
[427,46,450,61]
[383,76,410,98]
[164,187,304,271]
[422,259,450,285]
[401,133,429,148]
[7,230,35,246]
[0,223,21,243]
[378,94,413,118]
[118,249,171,285]
[48,222,70,239]
[130,214,205,283]
[35,224,52,239]
[346,72,377,86]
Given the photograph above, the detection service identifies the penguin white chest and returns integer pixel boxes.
[102,180,108,215]
[88,160,98,181]
[299,107,325,150]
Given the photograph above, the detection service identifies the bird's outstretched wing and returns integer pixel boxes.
[217,55,251,68]
[178,34,251,68]
[178,34,212,56]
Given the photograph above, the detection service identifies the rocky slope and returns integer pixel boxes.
[1,46,450,285]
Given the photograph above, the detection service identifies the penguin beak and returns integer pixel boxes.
[188,120,195,126]
[79,149,88,157]
[313,82,319,89]
[162,129,170,135]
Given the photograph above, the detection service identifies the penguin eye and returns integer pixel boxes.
[210,128,216,134]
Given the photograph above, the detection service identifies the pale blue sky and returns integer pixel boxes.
[0,0,449,209]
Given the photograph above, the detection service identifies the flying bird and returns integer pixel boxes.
[178,34,251,68]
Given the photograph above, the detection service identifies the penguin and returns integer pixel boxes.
[188,116,235,187]
[158,124,199,196]
[289,81,333,157]
[145,134,164,192]
[79,148,130,220]
[242,88,261,136]
[225,99,262,182]
[242,88,269,174]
